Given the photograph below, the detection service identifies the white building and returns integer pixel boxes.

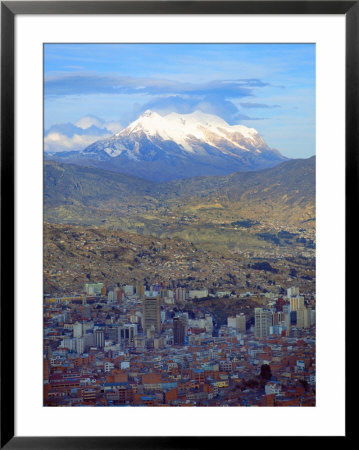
[189,289,208,299]
[254,308,272,339]
[104,362,115,373]
[73,322,83,338]
[123,285,134,296]
[227,317,237,329]
[121,361,130,370]
[84,282,103,295]
[265,382,281,395]
[76,337,85,355]
[61,338,75,351]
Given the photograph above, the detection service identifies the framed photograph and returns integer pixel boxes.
[1,1,353,447]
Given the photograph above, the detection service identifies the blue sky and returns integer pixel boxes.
[44,43,315,157]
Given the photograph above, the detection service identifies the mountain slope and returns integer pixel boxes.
[44,156,315,254]
[48,110,287,181]
[165,156,315,224]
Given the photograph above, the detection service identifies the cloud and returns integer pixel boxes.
[45,122,109,138]
[240,102,280,109]
[75,115,106,129]
[44,115,123,152]
[44,132,110,153]
[45,73,272,125]
[103,121,123,134]
[137,94,265,124]
[45,73,268,99]
[74,115,122,134]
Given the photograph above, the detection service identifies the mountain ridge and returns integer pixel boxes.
[44,156,315,254]
[46,110,287,181]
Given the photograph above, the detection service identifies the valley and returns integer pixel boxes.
[44,156,315,256]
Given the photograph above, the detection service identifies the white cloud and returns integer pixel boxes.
[44,131,111,153]
[75,115,105,130]
[104,121,123,134]
[45,115,123,152]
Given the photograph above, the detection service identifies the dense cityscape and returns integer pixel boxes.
[44,279,315,407]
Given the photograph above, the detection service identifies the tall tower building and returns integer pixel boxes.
[94,329,104,348]
[76,337,85,355]
[116,287,123,305]
[173,317,186,345]
[175,287,186,303]
[290,296,305,311]
[73,322,83,338]
[136,283,145,298]
[282,304,291,335]
[236,314,246,333]
[254,308,272,339]
[297,307,309,329]
[142,296,161,335]
[118,323,138,347]
[311,309,316,325]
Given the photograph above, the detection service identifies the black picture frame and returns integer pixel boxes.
[1,1,353,447]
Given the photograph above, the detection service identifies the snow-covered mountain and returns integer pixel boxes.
[48,110,287,181]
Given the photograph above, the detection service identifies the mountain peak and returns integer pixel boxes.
[117,109,266,152]
[52,110,287,181]
[140,109,160,118]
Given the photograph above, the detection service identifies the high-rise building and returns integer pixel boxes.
[297,307,310,329]
[296,307,306,328]
[76,337,85,355]
[282,305,291,335]
[173,317,186,345]
[227,316,237,329]
[84,331,94,349]
[227,314,245,333]
[73,322,83,338]
[254,308,272,338]
[107,290,115,303]
[305,307,312,328]
[311,309,316,325]
[175,287,186,303]
[94,329,104,348]
[118,323,138,347]
[116,287,123,305]
[287,286,299,298]
[142,296,161,335]
[290,296,305,311]
[236,314,246,333]
[136,283,145,298]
